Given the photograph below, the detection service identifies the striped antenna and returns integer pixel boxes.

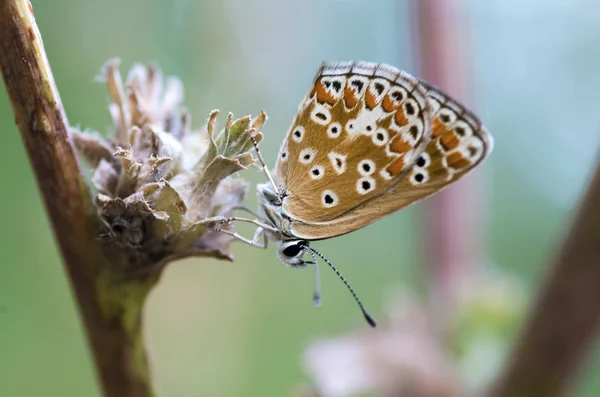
[303,244,376,327]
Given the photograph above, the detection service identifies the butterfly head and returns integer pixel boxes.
[276,239,310,268]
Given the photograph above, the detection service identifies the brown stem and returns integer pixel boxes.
[490,155,600,397]
[0,1,153,396]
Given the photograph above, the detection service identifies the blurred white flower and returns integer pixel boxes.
[303,300,463,397]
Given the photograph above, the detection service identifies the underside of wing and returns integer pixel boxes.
[289,79,493,240]
[274,61,433,225]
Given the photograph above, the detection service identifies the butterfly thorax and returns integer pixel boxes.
[257,182,313,267]
[257,182,287,236]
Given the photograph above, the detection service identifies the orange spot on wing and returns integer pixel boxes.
[365,91,378,109]
[344,86,359,108]
[390,135,412,154]
[440,132,460,151]
[394,108,408,127]
[432,119,448,138]
[315,81,336,105]
[382,95,397,112]
[447,152,471,169]
[386,156,405,176]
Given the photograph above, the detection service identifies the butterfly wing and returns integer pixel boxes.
[275,61,432,224]
[292,80,493,239]
[274,62,493,240]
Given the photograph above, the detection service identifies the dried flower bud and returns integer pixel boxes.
[72,58,264,274]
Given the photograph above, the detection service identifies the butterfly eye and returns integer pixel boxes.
[282,242,303,258]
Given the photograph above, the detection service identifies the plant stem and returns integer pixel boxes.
[490,156,600,397]
[411,0,483,331]
[0,1,153,395]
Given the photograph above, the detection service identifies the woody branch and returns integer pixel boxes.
[490,155,600,397]
[0,1,153,396]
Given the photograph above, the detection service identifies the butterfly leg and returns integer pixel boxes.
[220,216,279,235]
[199,215,278,234]
[201,215,274,249]
[216,226,268,249]
[249,134,282,198]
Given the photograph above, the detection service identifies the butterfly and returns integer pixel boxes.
[220,61,493,327]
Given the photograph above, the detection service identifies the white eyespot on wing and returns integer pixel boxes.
[311,104,332,126]
[309,165,325,180]
[328,152,347,174]
[299,148,317,164]
[413,152,430,168]
[356,176,376,195]
[280,148,288,162]
[372,128,389,146]
[410,169,429,185]
[327,122,342,138]
[321,190,339,208]
[292,125,305,142]
[357,159,376,176]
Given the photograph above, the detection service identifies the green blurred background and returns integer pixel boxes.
[1,0,600,396]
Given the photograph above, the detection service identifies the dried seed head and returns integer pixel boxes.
[72,59,265,274]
